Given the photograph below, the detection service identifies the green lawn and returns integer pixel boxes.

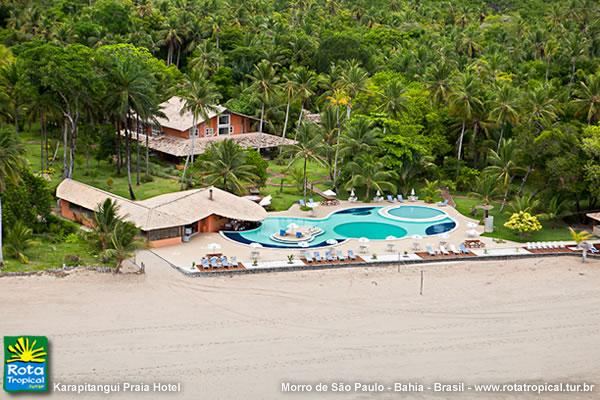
[22,132,181,199]
[262,159,332,211]
[453,195,573,243]
[1,235,103,273]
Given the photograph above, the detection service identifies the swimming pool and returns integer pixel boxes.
[221,205,457,249]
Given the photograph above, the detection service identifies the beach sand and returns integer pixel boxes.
[1,254,599,399]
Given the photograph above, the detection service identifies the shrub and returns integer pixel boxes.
[504,212,542,236]
[4,221,33,263]
[2,169,52,234]
[63,254,81,267]
[140,174,154,183]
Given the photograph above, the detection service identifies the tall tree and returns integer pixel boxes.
[197,139,259,194]
[448,72,483,160]
[102,55,157,200]
[283,122,324,203]
[179,71,221,188]
[0,128,26,267]
[573,73,600,125]
[248,60,278,132]
[489,83,520,151]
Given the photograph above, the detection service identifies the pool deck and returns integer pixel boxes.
[151,200,530,272]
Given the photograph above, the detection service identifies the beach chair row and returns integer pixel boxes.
[526,242,567,250]
[425,243,470,256]
[304,249,358,263]
[199,255,238,269]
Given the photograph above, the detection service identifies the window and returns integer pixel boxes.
[151,124,161,136]
[190,126,199,137]
[205,127,214,136]
[218,114,230,125]
[147,227,182,241]
[217,113,230,135]
[229,125,234,134]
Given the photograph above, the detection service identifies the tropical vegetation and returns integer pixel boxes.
[1,0,600,269]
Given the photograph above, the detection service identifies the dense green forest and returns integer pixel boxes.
[1,0,600,268]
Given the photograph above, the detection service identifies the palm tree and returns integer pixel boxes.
[568,227,592,244]
[469,174,500,206]
[248,60,278,132]
[424,58,455,105]
[0,128,26,267]
[489,83,520,151]
[92,198,121,251]
[338,118,381,159]
[378,80,409,119]
[568,227,593,262]
[4,220,32,264]
[325,88,349,188]
[280,71,296,140]
[484,138,524,211]
[105,59,157,200]
[179,72,221,188]
[509,193,541,214]
[337,60,369,119]
[573,73,600,125]
[289,66,316,129]
[283,122,324,203]
[538,195,570,223]
[523,83,559,131]
[198,140,259,194]
[448,72,484,160]
[345,154,396,200]
[161,23,182,66]
[0,62,25,134]
[104,221,144,273]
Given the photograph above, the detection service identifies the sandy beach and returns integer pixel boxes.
[1,254,599,399]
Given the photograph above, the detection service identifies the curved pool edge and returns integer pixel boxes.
[219,203,463,249]
[378,204,449,223]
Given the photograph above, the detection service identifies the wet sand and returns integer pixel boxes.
[1,254,599,399]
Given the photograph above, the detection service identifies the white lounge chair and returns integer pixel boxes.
[440,245,449,255]
[449,244,460,255]
[426,245,436,256]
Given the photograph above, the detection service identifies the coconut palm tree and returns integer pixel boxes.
[378,80,409,119]
[448,72,484,160]
[523,83,559,132]
[0,62,25,134]
[104,220,144,273]
[198,139,259,194]
[105,59,157,200]
[179,71,221,188]
[345,154,396,200]
[485,138,524,211]
[92,198,121,251]
[338,118,381,159]
[325,88,349,188]
[469,173,500,206]
[289,66,316,129]
[337,60,369,119]
[283,122,324,203]
[0,128,26,267]
[573,73,600,125]
[489,83,520,151]
[280,71,296,140]
[248,60,278,132]
[424,58,455,105]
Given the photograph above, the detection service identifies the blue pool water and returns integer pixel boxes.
[222,205,457,249]
[387,205,446,219]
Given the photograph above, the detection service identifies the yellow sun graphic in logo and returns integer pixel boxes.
[7,337,47,363]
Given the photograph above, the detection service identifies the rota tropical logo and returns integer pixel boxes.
[3,336,48,393]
